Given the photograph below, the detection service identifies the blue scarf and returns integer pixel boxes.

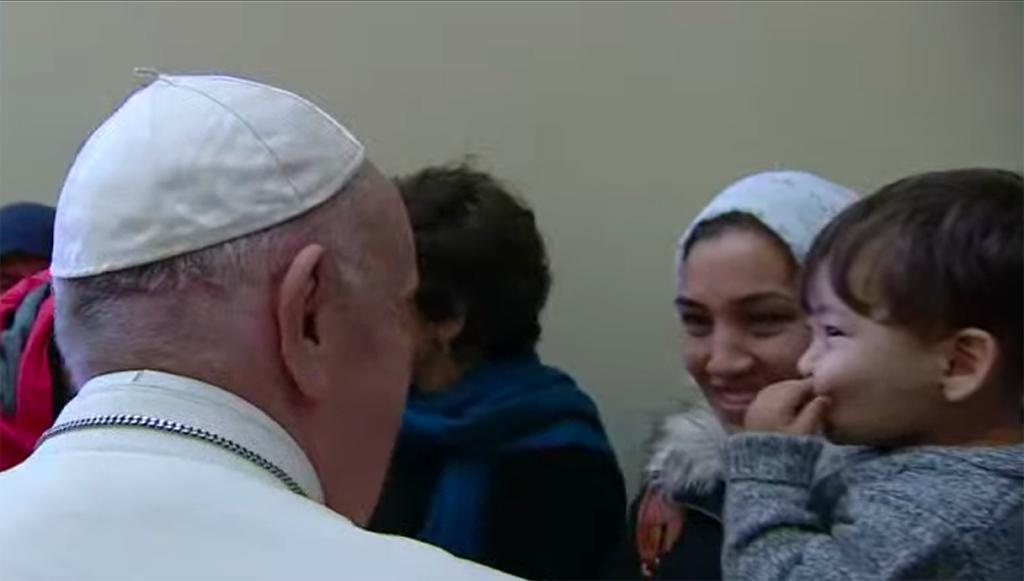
[398,353,615,560]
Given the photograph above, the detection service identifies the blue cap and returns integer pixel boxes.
[0,202,56,259]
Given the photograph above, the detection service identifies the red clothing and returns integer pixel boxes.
[0,269,56,470]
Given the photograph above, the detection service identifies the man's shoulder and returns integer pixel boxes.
[0,450,513,580]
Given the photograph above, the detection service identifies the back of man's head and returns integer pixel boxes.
[51,72,418,522]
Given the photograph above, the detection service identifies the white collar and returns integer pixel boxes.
[49,369,324,503]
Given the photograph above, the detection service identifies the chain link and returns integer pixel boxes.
[38,414,307,497]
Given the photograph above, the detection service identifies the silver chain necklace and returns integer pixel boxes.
[38,414,307,497]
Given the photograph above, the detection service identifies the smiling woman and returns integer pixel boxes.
[676,215,808,429]
[605,170,857,580]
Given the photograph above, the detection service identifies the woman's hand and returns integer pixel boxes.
[743,378,830,435]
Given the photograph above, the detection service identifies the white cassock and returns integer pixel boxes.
[0,370,513,580]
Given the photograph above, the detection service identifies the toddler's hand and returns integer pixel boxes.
[744,378,830,435]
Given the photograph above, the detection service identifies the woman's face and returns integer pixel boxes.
[676,229,810,429]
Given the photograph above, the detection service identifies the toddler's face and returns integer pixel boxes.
[798,267,947,446]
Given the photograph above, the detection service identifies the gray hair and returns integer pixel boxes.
[54,167,373,384]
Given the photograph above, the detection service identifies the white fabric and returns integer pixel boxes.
[0,371,512,580]
[52,72,365,278]
[676,170,858,279]
[46,370,326,502]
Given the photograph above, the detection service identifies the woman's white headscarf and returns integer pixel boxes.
[676,170,859,281]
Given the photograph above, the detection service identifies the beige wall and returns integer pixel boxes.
[2,1,1021,494]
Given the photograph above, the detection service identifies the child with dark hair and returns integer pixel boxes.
[723,168,1023,580]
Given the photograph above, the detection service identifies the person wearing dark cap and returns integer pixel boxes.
[0,203,65,472]
[0,202,56,292]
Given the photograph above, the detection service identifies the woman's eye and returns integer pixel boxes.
[679,313,712,336]
[746,312,797,336]
[823,324,846,338]
[749,313,793,325]
[678,309,706,325]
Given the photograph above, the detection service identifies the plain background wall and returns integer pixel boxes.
[2,1,1021,495]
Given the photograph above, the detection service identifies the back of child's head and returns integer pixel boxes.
[802,168,1022,392]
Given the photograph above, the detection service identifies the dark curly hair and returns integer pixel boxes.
[397,162,551,363]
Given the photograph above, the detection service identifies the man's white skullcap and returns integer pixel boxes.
[51,71,365,278]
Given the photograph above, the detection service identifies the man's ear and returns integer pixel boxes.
[278,244,328,400]
[938,328,1000,403]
